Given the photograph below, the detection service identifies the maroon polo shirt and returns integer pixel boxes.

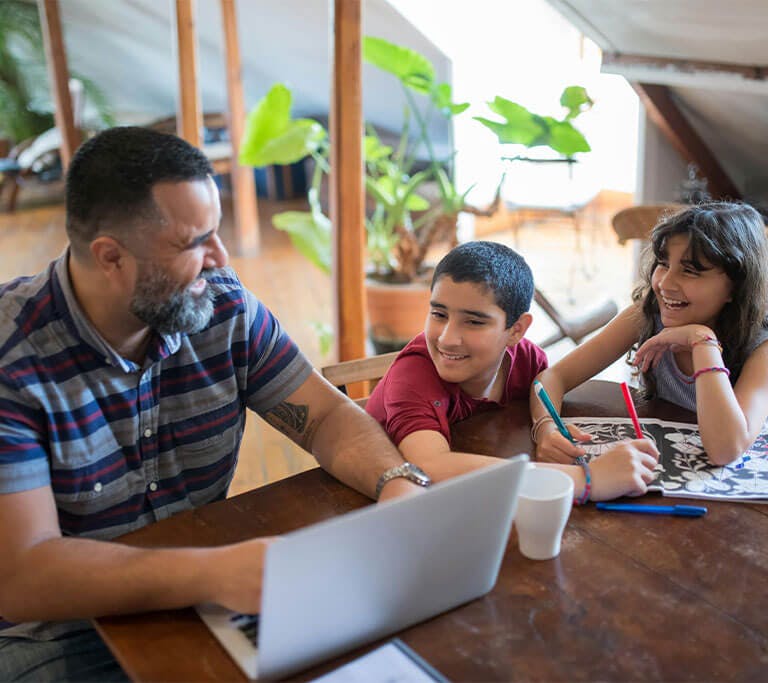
[366,332,548,447]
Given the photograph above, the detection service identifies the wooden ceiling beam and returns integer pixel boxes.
[633,83,742,201]
[603,52,768,95]
[329,0,365,362]
[37,0,80,168]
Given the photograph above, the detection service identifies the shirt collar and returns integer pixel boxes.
[53,249,182,372]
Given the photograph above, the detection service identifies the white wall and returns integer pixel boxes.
[390,0,640,207]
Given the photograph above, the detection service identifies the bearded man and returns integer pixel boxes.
[0,127,428,681]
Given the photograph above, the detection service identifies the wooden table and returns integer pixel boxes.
[96,381,768,681]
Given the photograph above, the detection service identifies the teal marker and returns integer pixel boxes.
[533,380,577,444]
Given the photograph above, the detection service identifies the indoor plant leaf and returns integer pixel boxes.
[431,83,469,117]
[541,117,591,156]
[272,209,332,275]
[239,83,326,166]
[560,85,594,120]
[362,36,434,94]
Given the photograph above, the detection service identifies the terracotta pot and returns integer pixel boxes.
[365,278,430,353]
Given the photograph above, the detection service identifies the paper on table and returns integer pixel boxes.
[310,639,447,683]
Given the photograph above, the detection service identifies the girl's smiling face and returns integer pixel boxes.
[651,234,733,329]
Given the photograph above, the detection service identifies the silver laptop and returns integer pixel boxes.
[197,455,529,680]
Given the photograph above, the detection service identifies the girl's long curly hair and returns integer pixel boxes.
[631,202,768,397]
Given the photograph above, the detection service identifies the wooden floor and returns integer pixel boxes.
[0,188,636,495]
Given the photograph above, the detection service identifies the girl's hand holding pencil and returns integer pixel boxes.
[534,423,592,463]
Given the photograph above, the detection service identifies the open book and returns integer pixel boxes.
[563,417,768,502]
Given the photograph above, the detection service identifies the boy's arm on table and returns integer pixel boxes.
[398,430,658,501]
[531,305,642,463]
[0,485,275,622]
[262,369,419,500]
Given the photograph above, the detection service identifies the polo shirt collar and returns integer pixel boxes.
[53,249,182,372]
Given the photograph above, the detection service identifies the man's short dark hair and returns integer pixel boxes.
[431,241,534,327]
[65,126,213,253]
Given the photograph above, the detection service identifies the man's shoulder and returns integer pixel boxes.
[0,266,57,363]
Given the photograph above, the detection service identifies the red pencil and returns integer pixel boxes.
[620,381,644,439]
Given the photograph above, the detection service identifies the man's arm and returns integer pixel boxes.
[0,485,274,622]
[261,370,419,500]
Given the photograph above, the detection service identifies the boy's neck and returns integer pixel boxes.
[462,352,510,402]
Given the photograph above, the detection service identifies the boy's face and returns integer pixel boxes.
[425,276,530,398]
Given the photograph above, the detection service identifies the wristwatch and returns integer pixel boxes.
[375,462,432,499]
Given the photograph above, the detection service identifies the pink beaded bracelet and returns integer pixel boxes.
[573,457,591,506]
[688,366,731,383]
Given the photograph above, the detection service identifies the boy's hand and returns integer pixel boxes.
[589,439,659,501]
[535,423,592,463]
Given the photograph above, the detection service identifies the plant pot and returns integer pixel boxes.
[365,277,431,354]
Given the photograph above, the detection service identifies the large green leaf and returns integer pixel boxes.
[239,84,326,166]
[363,36,434,94]
[475,97,545,146]
[542,118,591,156]
[272,210,332,275]
[560,85,594,120]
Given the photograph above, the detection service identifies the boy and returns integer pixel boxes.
[367,241,659,501]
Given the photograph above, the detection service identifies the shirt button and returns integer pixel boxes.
[433,400,441,407]
[93,482,103,493]
[149,481,158,492]
[143,428,152,438]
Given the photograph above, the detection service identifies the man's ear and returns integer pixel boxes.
[90,236,129,277]
[506,312,533,345]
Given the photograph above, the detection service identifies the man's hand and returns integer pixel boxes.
[207,537,280,614]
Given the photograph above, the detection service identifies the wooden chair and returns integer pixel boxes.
[533,289,618,348]
[611,204,683,245]
[321,351,400,406]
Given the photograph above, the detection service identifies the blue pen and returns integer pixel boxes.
[533,380,576,443]
[596,502,707,517]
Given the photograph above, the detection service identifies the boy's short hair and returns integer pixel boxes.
[431,241,534,327]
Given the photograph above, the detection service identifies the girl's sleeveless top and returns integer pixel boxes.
[649,319,768,412]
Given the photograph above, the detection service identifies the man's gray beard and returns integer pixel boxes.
[130,266,218,335]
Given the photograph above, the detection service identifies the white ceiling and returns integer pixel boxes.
[56,0,451,142]
[547,0,768,199]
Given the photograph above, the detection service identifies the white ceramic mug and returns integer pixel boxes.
[515,467,574,560]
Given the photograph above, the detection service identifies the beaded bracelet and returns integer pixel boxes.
[573,456,591,506]
[530,415,554,444]
[690,366,731,382]
[691,336,723,354]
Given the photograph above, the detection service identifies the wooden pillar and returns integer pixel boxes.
[220,0,260,255]
[330,0,366,362]
[37,0,80,168]
[174,0,202,147]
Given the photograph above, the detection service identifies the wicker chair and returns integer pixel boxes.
[611,204,683,245]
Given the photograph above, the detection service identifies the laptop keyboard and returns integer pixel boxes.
[229,612,260,645]
[196,604,261,679]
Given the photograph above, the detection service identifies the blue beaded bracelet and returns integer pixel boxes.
[574,456,591,506]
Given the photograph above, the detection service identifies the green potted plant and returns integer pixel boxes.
[239,39,596,353]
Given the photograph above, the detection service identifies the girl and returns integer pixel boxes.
[531,202,768,466]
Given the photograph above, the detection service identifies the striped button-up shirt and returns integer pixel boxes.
[0,252,312,639]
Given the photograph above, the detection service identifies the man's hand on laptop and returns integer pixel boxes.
[207,536,280,613]
[377,478,428,502]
